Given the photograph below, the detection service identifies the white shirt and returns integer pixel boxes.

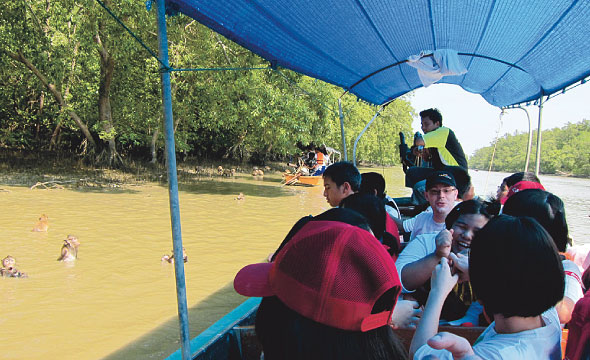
[414,308,562,359]
[403,212,446,241]
[395,233,438,292]
[563,259,584,304]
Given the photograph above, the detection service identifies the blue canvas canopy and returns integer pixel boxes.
[164,0,590,107]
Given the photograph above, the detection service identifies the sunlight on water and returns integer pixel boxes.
[0,167,587,359]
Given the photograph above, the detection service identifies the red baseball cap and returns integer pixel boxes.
[500,180,546,204]
[234,220,402,332]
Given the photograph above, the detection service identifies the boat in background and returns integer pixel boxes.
[282,173,322,186]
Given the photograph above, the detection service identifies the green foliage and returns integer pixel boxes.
[470,120,590,176]
[0,1,413,164]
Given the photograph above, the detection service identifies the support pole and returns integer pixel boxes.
[338,98,348,161]
[155,1,191,359]
[534,95,544,177]
[515,106,533,173]
[353,106,383,165]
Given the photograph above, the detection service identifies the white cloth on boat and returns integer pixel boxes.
[414,308,562,360]
[407,49,467,87]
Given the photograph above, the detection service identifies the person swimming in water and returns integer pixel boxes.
[1,255,27,278]
[57,235,80,262]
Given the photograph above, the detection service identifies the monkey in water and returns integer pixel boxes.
[161,247,188,263]
[1,255,27,278]
[57,235,80,262]
[32,214,49,232]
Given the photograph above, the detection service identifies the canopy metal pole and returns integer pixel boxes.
[155,1,191,359]
[353,106,383,166]
[534,95,544,177]
[515,106,533,172]
[338,98,348,161]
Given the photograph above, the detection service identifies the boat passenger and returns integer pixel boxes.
[1,255,27,278]
[395,170,458,241]
[497,172,542,204]
[235,219,408,360]
[311,145,328,175]
[398,167,472,235]
[322,161,361,207]
[502,189,582,325]
[360,172,401,219]
[340,193,401,258]
[405,108,467,206]
[564,286,590,360]
[395,199,492,323]
[411,215,565,359]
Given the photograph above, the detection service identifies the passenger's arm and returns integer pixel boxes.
[400,230,453,291]
[555,297,575,324]
[410,259,459,358]
[426,332,480,360]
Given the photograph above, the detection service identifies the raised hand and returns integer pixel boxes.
[435,229,453,259]
[449,251,470,283]
[431,257,459,297]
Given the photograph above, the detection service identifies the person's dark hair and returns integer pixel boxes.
[503,172,541,188]
[339,194,400,257]
[360,172,386,198]
[419,108,443,126]
[444,166,471,199]
[445,199,492,230]
[322,161,361,192]
[340,194,386,238]
[271,208,371,261]
[256,295,408,360]
[502,189,570,252]
[469,215,564,317]
[582,267,590,292]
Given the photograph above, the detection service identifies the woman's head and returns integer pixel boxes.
[236,220,406,359]
[502,189,570,252]
[469,215,564,318]
[444,200,492,253]
[497,172,541,203]
[256,295,407,360]
[340,193,386,239]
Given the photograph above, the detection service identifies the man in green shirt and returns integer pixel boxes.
[406,108,467,205]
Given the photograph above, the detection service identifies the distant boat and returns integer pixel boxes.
[282,173,322,186]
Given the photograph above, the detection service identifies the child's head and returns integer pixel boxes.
[340,193,386,239]
[502,189,570,252]
[322,162,361,207]
[236,219,405,359]
[444,199,492,253]
[469,215,564,318]
[2,255,15,268]
[359,172,386,198]
[323,162,361,191]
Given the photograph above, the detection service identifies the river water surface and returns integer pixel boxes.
[0,167,588,359]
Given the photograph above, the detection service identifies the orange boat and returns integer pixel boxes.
[283,174,322,186]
